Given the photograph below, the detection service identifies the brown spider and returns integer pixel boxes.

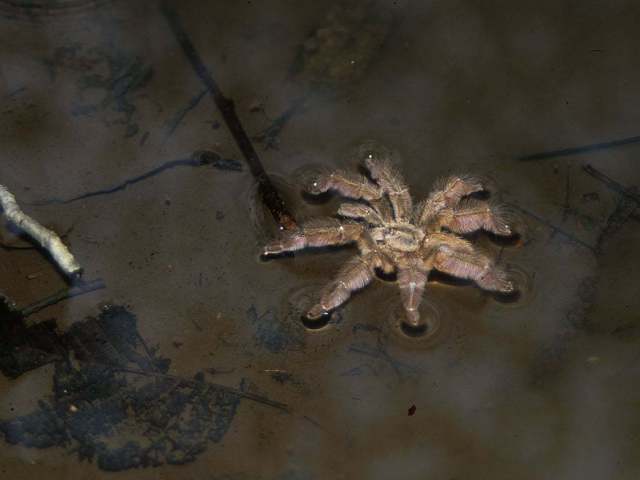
[263,144,518,330]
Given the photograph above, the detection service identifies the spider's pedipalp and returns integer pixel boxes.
[337,202,385,226]
[305,168,382,202]
[414,174,486,227]
[357,142,413,221]
[263,218,363,256]
[397,266,428,327]
[307,253,377,319]
[440,199,516,236]
[433,245,514,293]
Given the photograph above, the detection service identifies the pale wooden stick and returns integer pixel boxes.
[0,185,82,277]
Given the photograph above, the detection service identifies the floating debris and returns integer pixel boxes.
[0,184,82,277]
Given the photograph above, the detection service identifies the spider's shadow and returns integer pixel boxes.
[458,229,522,248]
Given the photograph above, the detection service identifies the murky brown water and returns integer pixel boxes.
[1,0,640,478]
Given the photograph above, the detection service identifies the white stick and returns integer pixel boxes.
[0,184,82,277]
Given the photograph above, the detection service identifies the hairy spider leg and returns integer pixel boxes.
[337,202,385,226]
[306,252,379,319]
[363,156,413,222]
[432,245,514,293]
[414,174,486,227]
[306,169,382,202]
[263,218,364,255]
[397,266,428,327]
[438,199,514,236]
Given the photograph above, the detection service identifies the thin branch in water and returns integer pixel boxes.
[0,241,35,250]
[164,87,207,139]
[595,193,637,253]
[562,165,572,222]
[20,278,106,317]
[159,1,297,231]
[582,164,640,205]
[27,151,241,206]
[507,203,596,253]
[113,365,291,413]
[518,134,640,161]
[253,95,309,150]
[582,164,639,252]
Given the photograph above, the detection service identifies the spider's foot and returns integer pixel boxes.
[493,223,513,236]
[399,308,429,337]
[306,303,329,320]
[263,234,305,256]
[404,308,422,328]
[263,243,284,256]
[496,279,516,294]
[478,268,515,293]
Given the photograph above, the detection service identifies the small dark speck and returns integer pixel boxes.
[582,192,599,202]
[408,404,416,416]
[139,131,150,146]
[216,210,225,221]
[211,121,221,130]
[591,49,603,54]
[164,198,171,206]
[172,341,183,349]
[125,124,139,138]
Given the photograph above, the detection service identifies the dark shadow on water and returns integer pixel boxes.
[302,313,331,330]
[491,289,522,304]
[374,267,397,283]
[400,322,428,338]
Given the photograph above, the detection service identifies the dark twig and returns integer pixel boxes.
[562,165,572,222]
[519,135,640,161]
[582,164,639,252]
[508,203,596,253]
[582,164,640,205]
[114,365,290,413]
[160,1,297,231]
[348,337,420,379]
[595,193,637,253]
[20,278,106,317]
[253,95,309,150]
[165,87,207,139]
[0,240,35,250]
[27,152,240,206]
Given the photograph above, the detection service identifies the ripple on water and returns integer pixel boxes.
[276,284,350,357]
[492,263,536,308]
[382,295,452,349]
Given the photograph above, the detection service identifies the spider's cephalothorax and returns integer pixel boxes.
[263,144,517,329]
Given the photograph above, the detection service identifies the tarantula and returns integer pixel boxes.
[263,144,517,330]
